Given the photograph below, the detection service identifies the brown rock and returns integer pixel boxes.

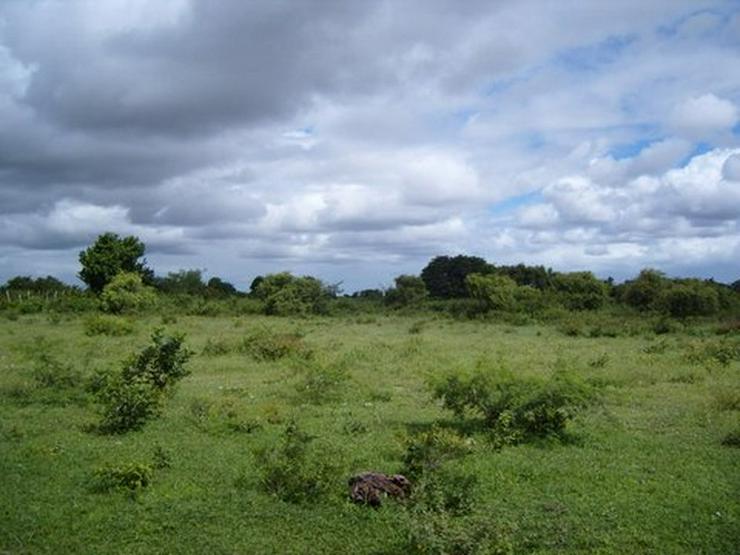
[348,472,411,507]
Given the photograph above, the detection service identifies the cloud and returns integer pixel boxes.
[1,1,739,288]
[669,94,739,140]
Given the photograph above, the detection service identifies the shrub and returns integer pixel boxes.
[295,360,349,404]
[659,280,719,318]
[254,272,330,316]
[403,510,513,555]
[254,420,338,503]
[621,268,667,311]
[466,274,518,312]
[432,369,593,443]
[402,426,475,479]
[386,275,428,307]
[94,329,192,433]
[91,462,153,493]
[551,272,608,311]
[100,272,156,314]
[240,328,311,361]
[201,338,234,356]
[32,352,81,390]
[84,314,135,336]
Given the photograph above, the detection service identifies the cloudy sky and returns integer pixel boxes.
[1,0,739,291]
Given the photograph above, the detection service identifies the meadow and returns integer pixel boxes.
[1,311,738,554]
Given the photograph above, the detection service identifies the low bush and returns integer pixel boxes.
[402,426,475,479]
[91,462,153,493]
[402,510,513,555]
[240,328,312,361]
[295,359,350,404]
[94,329,192,434]
[84,314,135,336]
[32,352,81,390]
[432,368,593,443]
[254,420,338,503]
[100,272,156,314]
[684,338,740,367]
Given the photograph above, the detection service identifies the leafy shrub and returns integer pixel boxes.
[91,462,153,493]
[100,272,156,314]
[410,468,479,517]
[685,338,740,367]
[84,314,135,336]
[254,272,330,316]
[201,338,234,356]
[403,510,513,555]
[659,280,719,318]
[240,328,311,361]
[403,426,475,479]
[551,271,608,311]
[94,329,192,433]
[466,274,518,312]
[432,369,593,443]
[32,352,81,390]
[295,360,350,404]
[386,275,429,307]
[254,420,338,503]
[120,329,192,391]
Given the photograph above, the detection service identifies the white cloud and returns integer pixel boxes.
[669,94,739,140]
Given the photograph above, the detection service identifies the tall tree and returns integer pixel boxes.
[78,232,152,293]
[420,255,492,298]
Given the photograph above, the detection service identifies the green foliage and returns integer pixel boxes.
[721,429,740,448]
[32,352,82,390]
[295,359,349,404]
[1,275,74,295]
[386,275,429,307]
[659,279,719,318]
[466,273,518,312]
[100,272,157,314]
[95,329,192,433]
[403,510,513,555]
[551,271,608,311]
[421,255,492,299]
[84,314,135,336]
[684,338,740,367]
[620,268,667,311]
[432,368,593,442]
[91,462,153,493]
[254,420,338,503]
[254,272,329,316]
[403,426,475,479]
[155,269,207,296]
[240,328,311,361]
[78,232,152,293]
[121,329,193,390]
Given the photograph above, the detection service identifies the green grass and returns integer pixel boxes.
[1,313,738,553]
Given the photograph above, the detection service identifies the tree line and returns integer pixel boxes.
[1,233,739,318]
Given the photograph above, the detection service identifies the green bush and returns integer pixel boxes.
[403,510,513,555]
[94,329,192,433]
[432,369,593,443]
[240,328,311,361]
[403,426,474,479]
[659,280,720,318]
[386,275,429,308]
[254,272,330,316]
[32,352,81,390]
[100,272,156,314]
[295,360,349,404]
[254,420,338,503]
[91,462,153,493]
[551,272,608,311]
[84,314,135,336]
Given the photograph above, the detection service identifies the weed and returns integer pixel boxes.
[240,328,312,361]
[712,388,740,411]
[152,445,172,469]
[91,462,153,493]
[32,352,81,390]
[201,338,234,356]
[643,339,670,354]
[295,359,350,404]
[403,426,474,479]
[588,353,610,368]
[409,320,426,334]
[84,315,134,336]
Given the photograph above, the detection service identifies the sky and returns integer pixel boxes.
[1,0,739,292]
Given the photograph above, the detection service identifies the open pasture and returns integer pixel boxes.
[1,313,738,554]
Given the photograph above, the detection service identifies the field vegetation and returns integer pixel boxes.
[1,236,739,553]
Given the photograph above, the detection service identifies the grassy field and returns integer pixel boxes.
[1,313,738,554]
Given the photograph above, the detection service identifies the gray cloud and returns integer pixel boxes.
[1,0,739,287]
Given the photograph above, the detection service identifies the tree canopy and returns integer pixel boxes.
[78,233,153,293]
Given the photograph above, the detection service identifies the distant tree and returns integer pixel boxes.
[156,269,207,296]
[206,277,238,297]
[79,233,152,294]
[1,275,73,294]
[249,276,265,297]
[254,272,329,316]
[385,275,428,307]
[420,255,492,298]
[551,271,608,310]
[495,264,554,290]
[659,279,719,318]
[620,268,667,311]
[466,273,518,311]
[351,289,385,301]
